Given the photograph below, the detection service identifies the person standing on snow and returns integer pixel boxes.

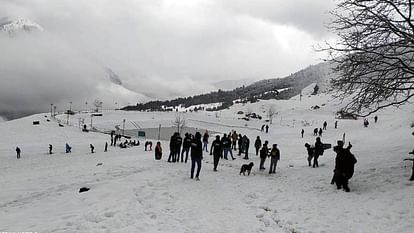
[265,125,269,133]
[254,136,262,156]
[49,144,53,154]
[90,144,95,153]
[318,128,323,137]
[333,141,357,192]
[232,131,238,150]
[237,134,243,156]
[222,134,235,160]
[313,137,324,168]
[174,133,183,163]
[210,135,223,171]
[259,141,269,170]
[313,128,318,136]
[323,121,327,130]
[104,142,108,152]
[242,135,250,160]
[202,131,209,152]
[168,133,177,163]
[16,147,21,159]
[305,143,314,167]
[65,143,72,153]
[301,129,304,138]
[155,141,162,160]
[268,144,280,174]
[190,132,203,180]
[181,133,192,163]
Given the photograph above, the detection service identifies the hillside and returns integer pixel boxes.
[1,90,413,233]
[123,61,334,111]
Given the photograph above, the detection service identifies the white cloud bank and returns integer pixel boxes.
[0,0,336,116]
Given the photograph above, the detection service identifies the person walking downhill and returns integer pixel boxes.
[268,144,280,174]
[254,136,262,156]
[210,135,223,171]
[202,131,209,152]
[16,147,21,159]
[318,128,323,137]
[259,141,269,170]
[190,132,203,180]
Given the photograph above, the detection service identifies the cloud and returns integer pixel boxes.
[0,0,336,116]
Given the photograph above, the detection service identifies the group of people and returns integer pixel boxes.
[162,131,204,180]
[305,137,325,168]
[159,129,282,177]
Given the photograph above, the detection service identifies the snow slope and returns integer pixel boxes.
[1,93,414,233]
[0,17,43,35]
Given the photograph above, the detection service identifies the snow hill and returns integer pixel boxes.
[0,17,43,35]
[0,91,413,233]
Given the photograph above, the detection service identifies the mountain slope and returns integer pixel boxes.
[123,61,335,111]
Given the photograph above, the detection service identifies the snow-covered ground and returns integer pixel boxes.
[1,93,414,233]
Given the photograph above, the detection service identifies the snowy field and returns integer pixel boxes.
[1,92,414,233]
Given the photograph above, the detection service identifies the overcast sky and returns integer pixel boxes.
[0,0,337,115]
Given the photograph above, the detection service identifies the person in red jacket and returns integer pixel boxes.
[155,141,162,160]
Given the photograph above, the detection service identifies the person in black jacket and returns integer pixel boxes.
[242,135,250,160]
[259,141,269,170]
[313,137,324,168]
[210,135,223,171]
[237,134,243,156]
[190,132,203,180]
[222,134,235,160]
[16,147,21,159]
[254,136,262,156]
[174,133,183,163]
[181,133,192,163]
[268,144,280,174]
[168,133,177,162]
[333,141,357,192]
[305,143,314,167]
[202,131,209,152]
